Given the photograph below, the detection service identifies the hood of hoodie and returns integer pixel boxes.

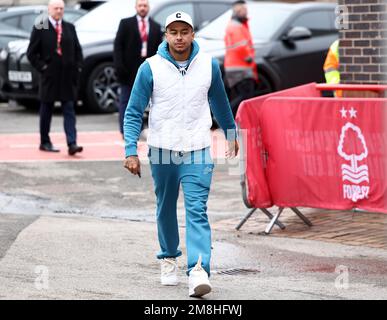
[156,40,200,70]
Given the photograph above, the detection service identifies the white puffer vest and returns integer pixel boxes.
[146,51,213,152]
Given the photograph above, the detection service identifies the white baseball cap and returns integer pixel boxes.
[165,11,194,29]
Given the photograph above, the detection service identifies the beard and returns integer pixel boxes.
[172,44,189,54]
[138,10,148,17]
[232,13,248,23]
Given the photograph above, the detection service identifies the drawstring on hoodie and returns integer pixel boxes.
[157,40,199,76]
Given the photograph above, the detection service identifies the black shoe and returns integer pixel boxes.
[68,144,83,156]
[39,143,60,152]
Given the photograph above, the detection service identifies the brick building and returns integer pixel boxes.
[338,0,387,86]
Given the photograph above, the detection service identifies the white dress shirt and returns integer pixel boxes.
[136,15,150,57]
[48,16,62,28]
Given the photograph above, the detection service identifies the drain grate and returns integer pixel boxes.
[213,268,260,275]
[53,208,84,214]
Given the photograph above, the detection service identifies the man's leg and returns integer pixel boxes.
[149,148,182,260]
[39,102,54,145]
[62,101,77,146]
[180,148,213,276]
[230,79,256,117]
[119,85,132,136]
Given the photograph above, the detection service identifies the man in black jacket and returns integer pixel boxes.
[27,0,83,155]
[114,0,163,137]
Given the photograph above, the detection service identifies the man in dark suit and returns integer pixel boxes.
[114,0,163,137]
[27,0,83,155]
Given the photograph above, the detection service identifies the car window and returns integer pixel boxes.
[75,0,162,34]
[197,3,231,29]
[64,11,85,23]
[2,16,20,29]
[196,4,292,41]
[291,11,334,36]
[153,3,195,30]
[20,13,39,32]
[75,0,137,33]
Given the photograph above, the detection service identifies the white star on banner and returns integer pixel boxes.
[340,107,347,118]
[349,107,357,118]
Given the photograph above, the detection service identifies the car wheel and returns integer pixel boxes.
[85,62,119,113]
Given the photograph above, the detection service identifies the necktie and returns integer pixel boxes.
[140,18,148,42]
[55,22,62,56]
[140,18,148,57]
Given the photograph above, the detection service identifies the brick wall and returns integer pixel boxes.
[338,0,387,84]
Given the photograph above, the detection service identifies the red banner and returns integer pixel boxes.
[236,83,387,213]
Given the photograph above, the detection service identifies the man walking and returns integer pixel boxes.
[114,0,163,137]
[123,11,238,298]
[27,0,83,155]
[224,0,258,117]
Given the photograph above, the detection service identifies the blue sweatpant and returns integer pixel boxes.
[148,146,214,276]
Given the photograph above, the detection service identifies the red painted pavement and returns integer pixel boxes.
[0,130,227,163]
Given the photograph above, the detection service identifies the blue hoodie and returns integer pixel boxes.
[124,40,237,157]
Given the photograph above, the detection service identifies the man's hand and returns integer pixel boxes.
[123,155,141,177]
[226,139,239,159]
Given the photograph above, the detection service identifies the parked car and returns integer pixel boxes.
[0,23,30,101]
[0,6,86,32]
[196,1,338,110]
[0,22,29,49]
[75,1,111,11]
[0,6,85,50]
[0,0,234,112]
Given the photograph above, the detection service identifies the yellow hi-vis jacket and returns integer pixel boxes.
[323,40,340,84]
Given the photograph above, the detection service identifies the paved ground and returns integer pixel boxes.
[1,159,386,300]
[0,103,118,134]
[1,212,387,300]
[214,208,387,249]
[0,102,386,300]
[0,130,227,162]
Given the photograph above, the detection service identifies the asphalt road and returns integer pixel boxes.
[0,102,119,134]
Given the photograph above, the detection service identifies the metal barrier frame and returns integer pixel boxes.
[236,124,312,234]
[235,83,387,234]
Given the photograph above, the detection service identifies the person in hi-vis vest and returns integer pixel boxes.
[323,39,342,97]
[224,0,258,116]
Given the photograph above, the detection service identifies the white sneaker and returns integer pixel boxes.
[188,255,212,297]
[160,258,178,286]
